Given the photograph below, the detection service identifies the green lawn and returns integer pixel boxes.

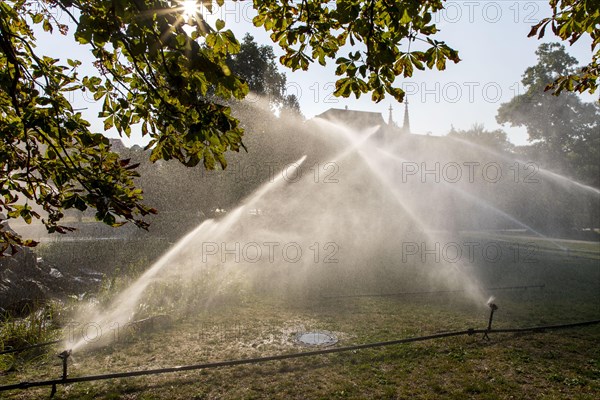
[1,234,598,399]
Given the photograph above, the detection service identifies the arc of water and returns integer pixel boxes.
[312,118,487,305]
[71,156,307,351]
[447,136,600,196]
[374,147,568,251]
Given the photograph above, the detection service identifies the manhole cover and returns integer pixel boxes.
[296,331,338,346]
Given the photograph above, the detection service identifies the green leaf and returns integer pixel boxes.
[203,147,215,169]
[43,19,53,33]
[104,116,114,130]
[400,9,412,25]
[371,86,384,103]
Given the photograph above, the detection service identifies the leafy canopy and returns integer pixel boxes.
[1,0,249,252]
[0,0,460,252]
[528,0,600,98]
[252,0,460,103]
[0,0,597,253]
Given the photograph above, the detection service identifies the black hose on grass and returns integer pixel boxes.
[320,284,546,299]
[0,318,598,394]
[0,284,545,356]
[0,339,62,355]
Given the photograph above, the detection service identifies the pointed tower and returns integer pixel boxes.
[401,98,411,134]
[388,104,394,126]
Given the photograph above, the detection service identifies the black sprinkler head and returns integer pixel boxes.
[58,349,72,360]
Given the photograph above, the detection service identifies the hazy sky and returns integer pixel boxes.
[36,1,596,147]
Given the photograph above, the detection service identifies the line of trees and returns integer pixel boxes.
[449,43,600,189]
[445,43,599,236]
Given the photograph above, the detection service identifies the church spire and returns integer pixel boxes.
[388,104,394,125]
[402,97,410,134]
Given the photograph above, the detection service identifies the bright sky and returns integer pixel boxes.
[35,1,596,147]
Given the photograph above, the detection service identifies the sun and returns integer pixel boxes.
[180,0,200,19]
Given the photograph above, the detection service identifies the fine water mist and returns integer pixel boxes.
[70,155,307,351]
[68,101,599,352]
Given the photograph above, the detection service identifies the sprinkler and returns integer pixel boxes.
[483,303,498,340]
[50,350,71,397]
[58,350,72,380]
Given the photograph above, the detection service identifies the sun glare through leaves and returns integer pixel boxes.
[180,0,200,19]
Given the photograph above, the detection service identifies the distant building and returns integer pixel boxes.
[316,107,386,131]
[400,99,411,135]
[315,101,414,145]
